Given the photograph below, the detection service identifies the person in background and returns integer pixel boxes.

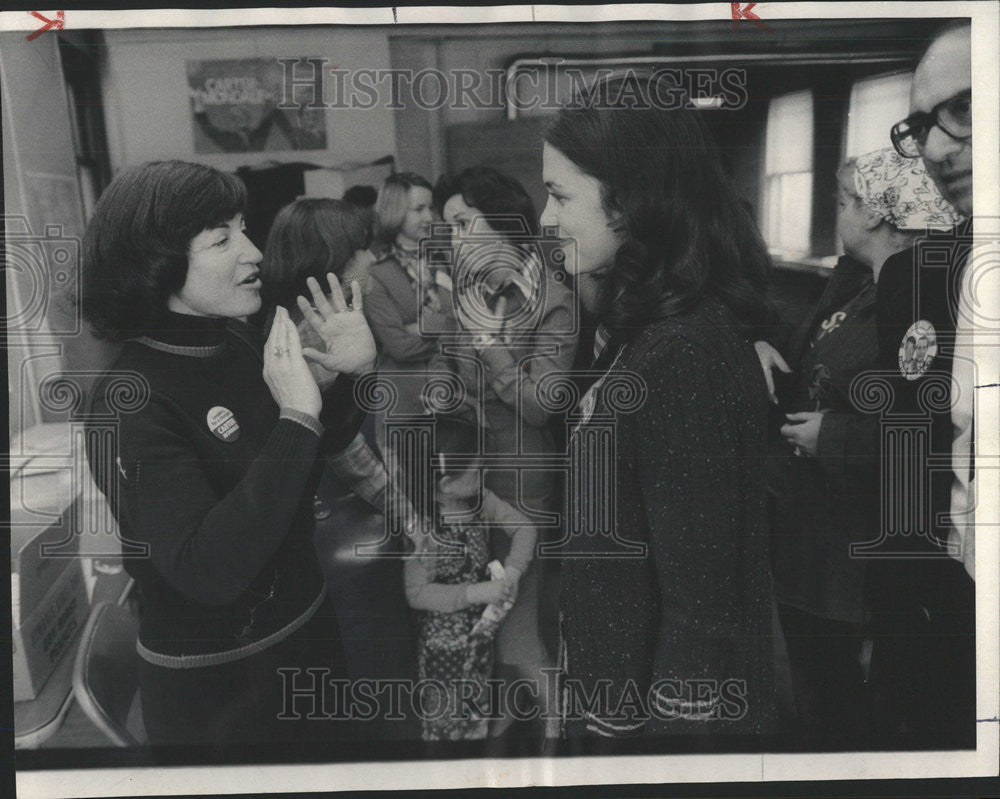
[403,415,537,743]
[435,165,577,744]
[343,184,380,251]
[870,19,977,747]
[762,148,962,746]
[80,160,377,749]
[542,73,780,743]
[260,198,422,741]
[262,198,375,318]
[344,183,378,209]
[364,173,452,436]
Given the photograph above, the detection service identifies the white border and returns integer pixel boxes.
[8,1,999,796]
[0,2,987,31]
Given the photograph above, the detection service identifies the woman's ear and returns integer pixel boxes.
[860,205,884,231]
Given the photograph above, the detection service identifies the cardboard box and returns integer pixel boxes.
[11,487,81,620]
[12,557,88,702]
[11,423,89,702]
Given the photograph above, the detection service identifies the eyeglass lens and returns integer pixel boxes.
[895,94,972,156]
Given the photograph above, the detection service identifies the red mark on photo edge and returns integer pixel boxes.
[731,3,772,33]
[26,10,64,41]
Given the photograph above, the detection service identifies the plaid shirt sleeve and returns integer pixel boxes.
[325,432,388,512]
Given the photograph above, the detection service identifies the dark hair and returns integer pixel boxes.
[543,73,774,340]
[375,172,433,244]
[431,173,453,219]
[398,414,480,525]
[906,336,917,346]
[432,414,479,475]
[81,160,246,340]
[343,184,378,208]
[260,198,371,310]
[438,165,539,239]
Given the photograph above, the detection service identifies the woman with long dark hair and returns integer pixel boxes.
[80,161,377,749]
[542,74,779,742]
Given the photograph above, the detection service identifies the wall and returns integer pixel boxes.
[390,22,678,178]
[101,26,397,172]
[389,17,939,182]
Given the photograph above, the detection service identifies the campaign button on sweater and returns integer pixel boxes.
[206,406,241,442]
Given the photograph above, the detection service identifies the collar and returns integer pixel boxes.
[392,244,422,285]
[133,311,228,358]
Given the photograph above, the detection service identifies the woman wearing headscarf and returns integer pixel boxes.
[761,147,963,744]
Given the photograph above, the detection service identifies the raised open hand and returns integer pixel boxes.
[297,273,378,377]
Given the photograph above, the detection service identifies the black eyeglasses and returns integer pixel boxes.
[891,91,972,158]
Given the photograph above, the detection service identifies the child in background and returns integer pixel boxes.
[403,416,537,741]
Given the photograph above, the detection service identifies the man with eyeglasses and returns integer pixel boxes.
[867,20,975,750]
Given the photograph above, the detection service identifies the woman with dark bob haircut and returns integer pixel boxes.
[260,195,422,740]
[542,74,781,743]
[260,197,374,313]
[434,165,578,744]
[81,160,378,749]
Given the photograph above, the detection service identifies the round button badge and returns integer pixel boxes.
[898,320,938,381]
[206,406,241,442]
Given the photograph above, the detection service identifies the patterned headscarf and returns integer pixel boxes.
[852,146,964,231]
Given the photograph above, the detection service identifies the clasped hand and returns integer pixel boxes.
[470,575,517,607]
[263,306,322,419]
[780,411,826,457]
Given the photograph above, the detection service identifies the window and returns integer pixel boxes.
[763,90,813,256]
[844,71,913,159]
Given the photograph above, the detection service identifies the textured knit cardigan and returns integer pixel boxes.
[559,298,778,738]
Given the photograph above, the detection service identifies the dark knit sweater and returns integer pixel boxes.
[769,256,881,624]
[560,299,777,737]
[86,311,364,665]
[874,220,973,555]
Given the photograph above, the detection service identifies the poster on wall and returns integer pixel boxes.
[186,58,327,152]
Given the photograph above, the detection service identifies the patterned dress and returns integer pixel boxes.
[415,514,494,741]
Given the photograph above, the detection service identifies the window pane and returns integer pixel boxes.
[778,172,813,253]
[763,91,814,254]
[765,90,814,175]
[845,71,913,158]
